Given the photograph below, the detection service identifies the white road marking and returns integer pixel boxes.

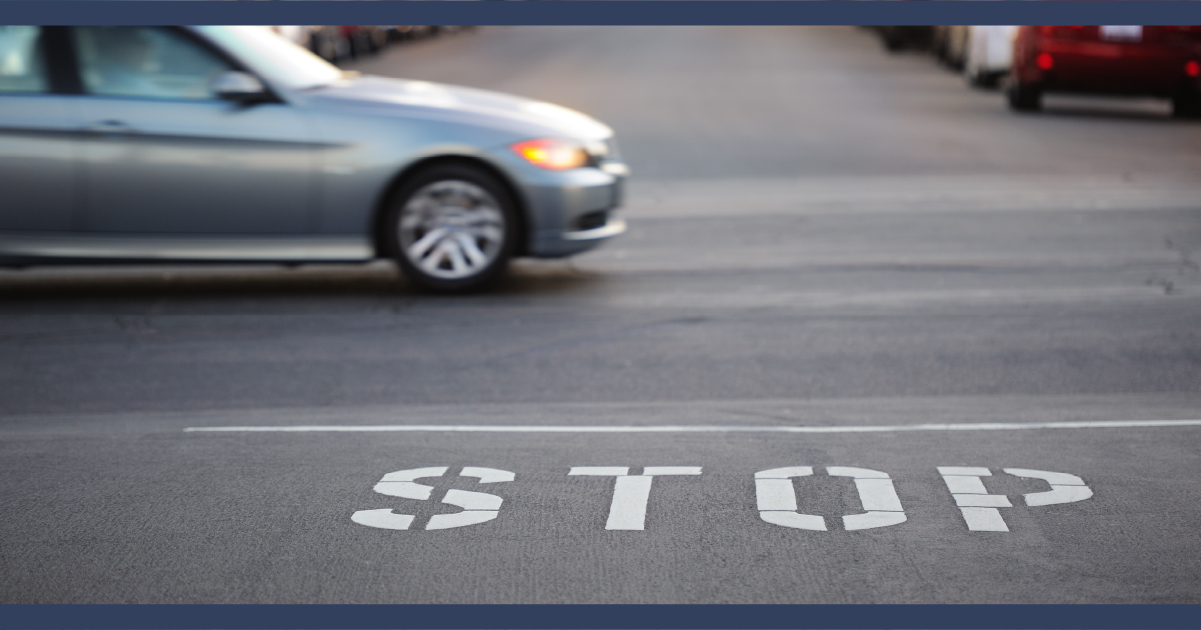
[845,478,904,512]
[760,510,827,531]
[1004,468,1086,486]
[828,467,907,531]
[755,466,814,479]
[350,509,415,531]
[958,507,1009,532]
[936,466,992,477]
[373,481,435,501]
[374,467,447,501]
[953,494,1013,508]
[1004,468,1094,507]
[184,419,1201,433]
[352,466,513,532]
[460,467,516,483]
[608,475,654,530]
[756,467,906,532]
[942,475,989,495]
[756,478,802,511]
[380,466,448,482]
[1023,485,1093,507]
[442,489,503,511]
[427,511,498,530]
[570,466,702,531]
[349,465,1093,533]
[939,468,1010,532]
[568,466,630,476]
[755,467,826,530]
[842,511,907,530]
[827,466,891,480]
[643,466,703,476]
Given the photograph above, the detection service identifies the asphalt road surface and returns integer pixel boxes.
[2,27,1200,605]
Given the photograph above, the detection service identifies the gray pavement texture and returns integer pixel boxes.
[2,26,1200,605]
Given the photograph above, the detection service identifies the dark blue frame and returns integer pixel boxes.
[3,1,1201,26]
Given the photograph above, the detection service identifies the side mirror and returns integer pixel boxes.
[211,71,269,103]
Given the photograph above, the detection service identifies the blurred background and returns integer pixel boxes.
[280,24,1201,179]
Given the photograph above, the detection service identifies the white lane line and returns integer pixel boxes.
[184,419,1201,433]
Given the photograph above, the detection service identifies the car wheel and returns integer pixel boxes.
[969,70,1001,89]
[384,164,519,293]
[965,64,985,88]
[879,28,906,52]
[1007,82,1042,111]
[1171,92,1201,119]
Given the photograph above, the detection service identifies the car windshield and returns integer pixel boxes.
[195,25,344,90]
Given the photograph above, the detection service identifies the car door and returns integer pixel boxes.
[70,26,316,236]
[0,26,81,233]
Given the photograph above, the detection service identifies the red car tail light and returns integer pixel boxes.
[1187,60,1200,77]
[1036,53,1055,70]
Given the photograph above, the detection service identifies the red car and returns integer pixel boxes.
[1008,25,1201,117]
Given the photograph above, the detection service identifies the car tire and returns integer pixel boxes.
[1171,92,1201,119]
[965,65,984,88]
[384,164,519,294]
[1007,82,1042,111]
[879,28,906,52]
[969,70,1001,89]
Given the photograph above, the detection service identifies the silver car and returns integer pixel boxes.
[0,25,627,292]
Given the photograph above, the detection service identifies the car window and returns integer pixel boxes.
[198,26,343,91]
[72,27,233,100]
[0,26,48,93]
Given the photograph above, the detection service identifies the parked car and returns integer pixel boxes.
[874,26,934,53]
[963,25,1018,88]
[932,26,970,70]
[0,26,628,292]
[1008,25,1201,117]
[307,25,352,62]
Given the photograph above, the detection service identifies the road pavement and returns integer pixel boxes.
[2,26,1200,605]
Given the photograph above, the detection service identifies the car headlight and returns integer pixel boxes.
[510,139,591,170]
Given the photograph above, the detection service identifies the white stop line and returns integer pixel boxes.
[184,419,1201,433]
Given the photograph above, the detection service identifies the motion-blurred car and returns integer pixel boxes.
[0,25,628,292]
[1009,25,1201,117]
[963,25,1018,88]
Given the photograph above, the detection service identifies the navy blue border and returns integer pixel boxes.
[1,605,1200,630]
[3,1,1201,26]
[2,1,1200,629]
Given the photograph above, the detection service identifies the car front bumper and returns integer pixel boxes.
[511,161,628,258]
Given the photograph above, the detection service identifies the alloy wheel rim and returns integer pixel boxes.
[398,180,505,280]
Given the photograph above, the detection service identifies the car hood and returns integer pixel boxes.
[302,75,613,141]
